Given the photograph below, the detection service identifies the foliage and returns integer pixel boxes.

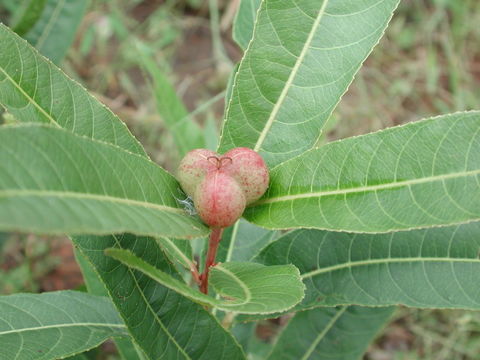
[0,291,127,359]
[0,0,479,359]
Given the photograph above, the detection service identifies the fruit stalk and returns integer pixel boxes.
[200,227,224,294]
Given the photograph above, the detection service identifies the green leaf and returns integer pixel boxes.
[106,248,305,314]
[135,42,205,157]
[74,248,108,296]
[0,291,127,360]
[3,22,154,358]
[114,337,148,360]
[1,14,237,360]
[231,322,256,352]
[74,249,146,360]
[217,219,278,263]
[246,112,480,232]
[11,0,48,36]
[258,222,480,309]
[0,124,207,238]
[0,23,146,157]
[232,0,261,50]
[210,262,304,313]
[74,234,245,360]
[65,353,90,360]
[155,237,195,273]
[219,0,400,167]
[24,0,88,64]
[223,63,239,114]
[204,114,219,151]
[266,306,394,360]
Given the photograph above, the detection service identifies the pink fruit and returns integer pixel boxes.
[177,149,217,197]
[177,147,269,228]
[222,147,269,205]
[194,171,246,228]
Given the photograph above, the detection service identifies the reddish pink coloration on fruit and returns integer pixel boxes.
[222,147,269,204]
[177,149,269,295]
[194,171,246,228]
[178,148,269,294]
[177,147,269,228]
[177,149,217,197]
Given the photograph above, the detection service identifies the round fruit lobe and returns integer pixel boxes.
[222,147,269,204]
[194,171,246,228]
[177,149,218,197]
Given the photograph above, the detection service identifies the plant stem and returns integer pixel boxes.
[200,227,224,294]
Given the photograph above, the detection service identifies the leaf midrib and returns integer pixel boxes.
[301,256,480,279]
[110,236,193,360]
[0,322,126,336]
[158,237,195,269]
[34,0,65,49]
[0,189,183,214]
[253,0,330,151]
[256,168,480,205]
[299,306,347,360]
[0,64,60,127]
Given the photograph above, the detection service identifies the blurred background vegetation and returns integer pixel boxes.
[1,0,480,359]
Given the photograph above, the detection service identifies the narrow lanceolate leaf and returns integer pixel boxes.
[155,237,195,273]
[24,0,88,64]
[217,219,278,263]
[0,291,127,360]
[11,0,48,36]
[224,63,239,115]
[106,248,305,314]
[200,220,275,280]
[0,125,207,238]
[114,337,148,360]
[246,112,480,232]
[74,249,108,296]
[74,234,245,360]
[0,23,146,156]
[219,0,400,167]
[267,306,394,360]
[258,223,480,310]
[73,249,146,360]
[232,0,261,50]
[3,22,154,357]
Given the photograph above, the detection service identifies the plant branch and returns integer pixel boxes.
[200,227,224,294]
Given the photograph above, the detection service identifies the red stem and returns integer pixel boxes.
[200,227,223,294]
